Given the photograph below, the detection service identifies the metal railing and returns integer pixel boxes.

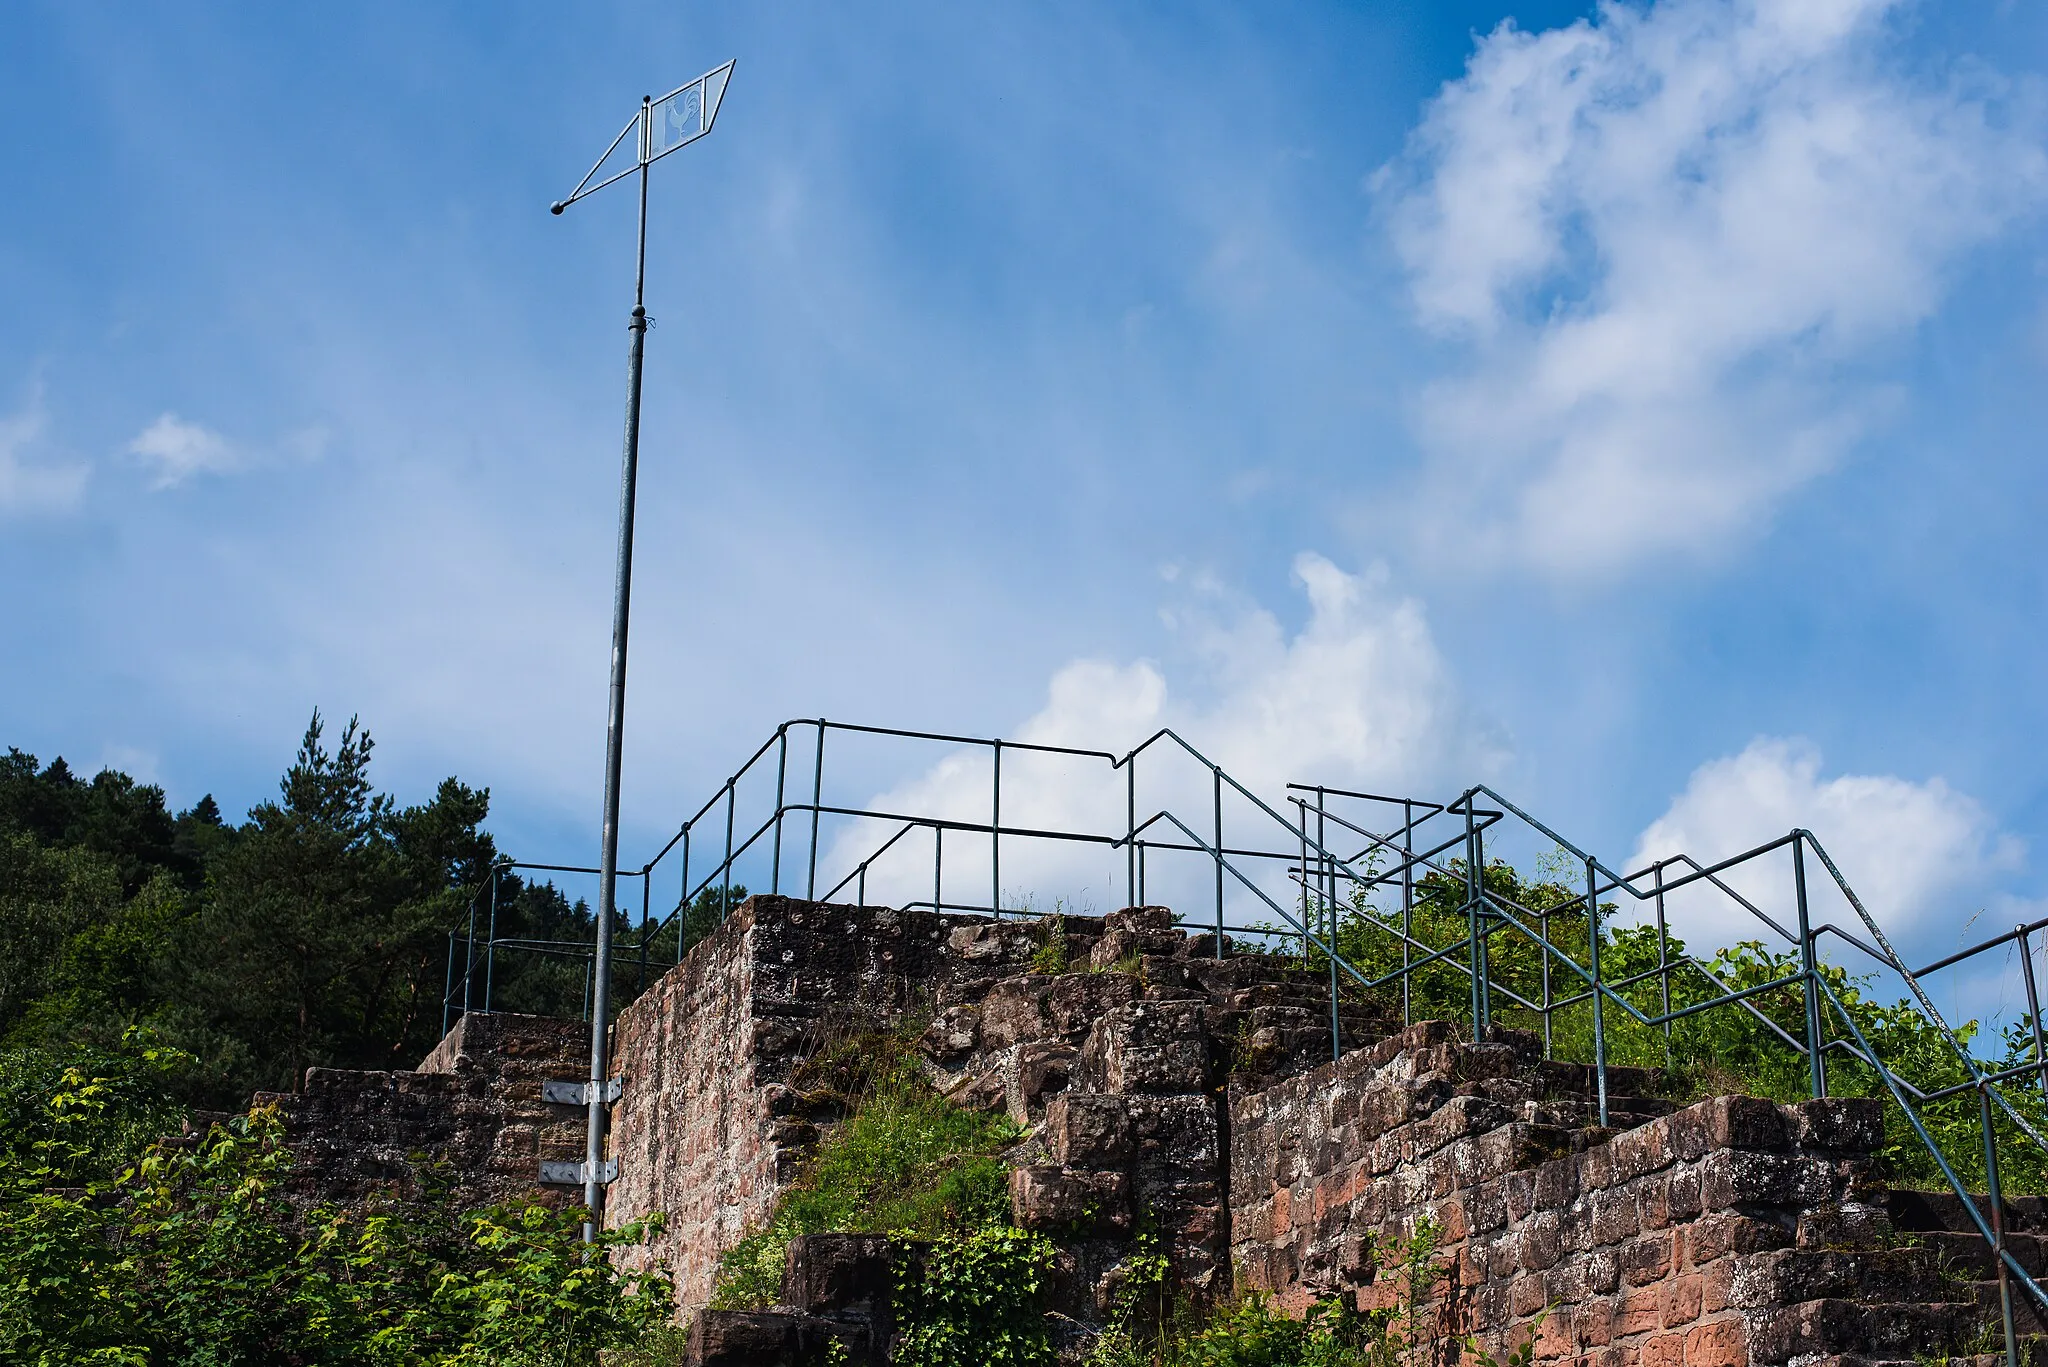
[437,720,2048,1362]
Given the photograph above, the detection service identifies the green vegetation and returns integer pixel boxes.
[710,1030,1019,1310]
[1086,1220,1448,1367]
[0,1031,675,1366]
[0,718,696,1365]
[1285,857,2048,1191]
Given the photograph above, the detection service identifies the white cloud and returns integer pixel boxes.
[827,553,1505,920]
[1627,737,2022,953]
[1382,0,2047,577]
[0,391,88,514]
[129,413,237,488]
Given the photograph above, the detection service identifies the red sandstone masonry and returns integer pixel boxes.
[262,1010,587,1209]
[1228,1022,1978,1367]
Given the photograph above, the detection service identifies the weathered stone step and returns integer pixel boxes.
[1913,1228,2048,1279]
[1746,1298,1983,1364]
[1730,1246,1950,1309]
[1889,1188,2048,1235]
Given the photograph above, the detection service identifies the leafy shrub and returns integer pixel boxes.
[894,1225,1056,1367]
[0,1036,676,1367]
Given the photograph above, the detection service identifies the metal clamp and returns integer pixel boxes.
[539,1158,618,1186]
[542,1076,624,1106]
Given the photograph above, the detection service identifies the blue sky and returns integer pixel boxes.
[5,1,2048,990]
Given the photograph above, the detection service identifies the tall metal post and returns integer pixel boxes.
[1587,856,1608,1127]
[771,728,787,894]
[484,862,500,1014]
[1401,800,1413,1028]
[1464,803,1481,1035]
[1654,862,1671,1068]
[1983,1088,2018,1367]
[1126,758,1136,910]
[2018,927,2048,1099]
[807,721,824,899]
[1474,820,1490,1035]
[582,99,653,1240]
[1213,767,1225,958]
[991,741,1001,917]
[1793,835,1826,1099]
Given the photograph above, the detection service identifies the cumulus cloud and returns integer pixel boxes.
[0,391,88,514]
[1627,737,2022,953]
[1382,0,2047,577]
[129,413,237,488]
[826,554,1505,920]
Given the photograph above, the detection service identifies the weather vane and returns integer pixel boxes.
[549,59,733,1240]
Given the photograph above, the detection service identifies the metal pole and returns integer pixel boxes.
[484,863,500,1014]
[442,931,455,1038]
[934,825,943,914]
[1294,802,1307,961]
[583,99,652,1238]
[1126,758,1136,909]
[1213,767,1225,959]
[2019,927,2048,1100]
[678,824,690,963]
[1464,804,1481,1035]
[722,780,735,918]
[1587,855,1608,1127]
[1474,820,1490,1035]
[1794,835,1826,1099]
[464,888,477,1019]
[1538,857,1553,1058]
[771,727,787,895]
[1401,800,1413,1028]
[638,872,650,995]
[807,720,824,899]
[1983,1088,2018,1367]
[991,741,1001,917]
[1654,862,1671,1068]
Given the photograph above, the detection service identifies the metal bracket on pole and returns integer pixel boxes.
[539,1158,619,1186]
[543,1076,624,1106]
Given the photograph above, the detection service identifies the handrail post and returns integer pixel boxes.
[1401,799,1413,1029]
[1296,801,1310,964]
[1982,1087,2018,1367]
[991,741,1001,918]
[1794,834,1826,1098]
[1475,818,1490,1036]
[484,862,500,1015]
[1653,861,1671,1069]
[638,872,650,995]
[723,780,736,921]
[1125,758,1136,909]
[771,726,787,895]
[442,930,455,1038]
[1465,803,1481,1036]
[464,889,478,1019]
[1538,861,1553,1059]
[2019,926,2047,1101]
[934,825,943,916]
[1213,766,1225,959]
[678,824,690,962]
[1587,855,1608,1127]
[807,720,825,899]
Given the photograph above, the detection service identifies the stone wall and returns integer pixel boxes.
[1229,1020,1991,1367]
[607,895,1016,1309]
[265,896,2029,1367]
[261,1010,587,1208]
[605,896,1391,1320]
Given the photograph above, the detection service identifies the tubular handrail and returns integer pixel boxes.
[439,717,2048,1356]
